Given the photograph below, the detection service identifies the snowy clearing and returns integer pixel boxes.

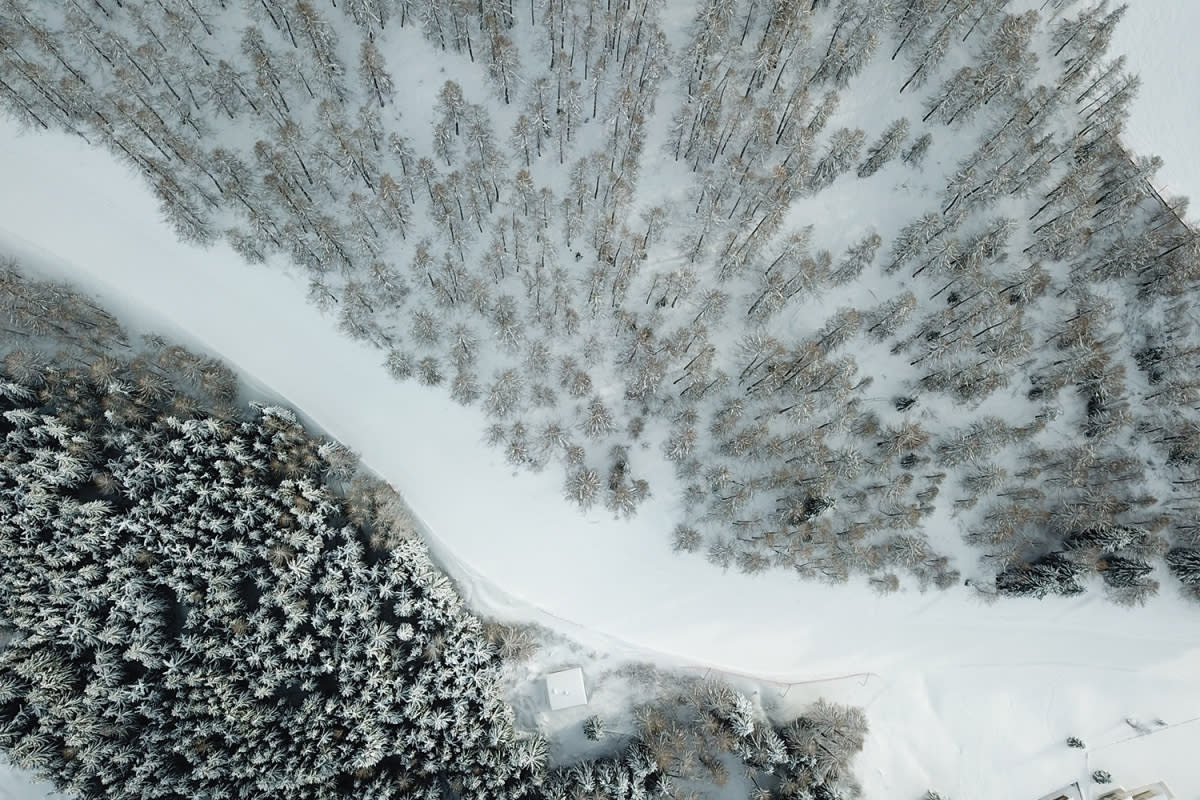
[0,757,62,800]
[3,110,1199,799]
[1109,4,1200,208]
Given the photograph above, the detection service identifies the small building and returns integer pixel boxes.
[1037,782,1083,800]
[544,667,588,711]
[1098,783,1175,800]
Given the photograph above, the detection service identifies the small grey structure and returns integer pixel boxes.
[1097,783,1176,800]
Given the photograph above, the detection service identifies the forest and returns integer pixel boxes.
[4,0,1200,795]
[1,0,1198,595]
[0,260,868,798]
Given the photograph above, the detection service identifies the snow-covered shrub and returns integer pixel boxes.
[870,573,902,596]
[552,685,867,800]
[1166,548,1200,600]
[1097,555,1153,588]
[778,699,869,799]
[995,552,1086,598]
[564,466,603,510]
[698,683,758,739]
[706,538,735,569]
[902,133,933,166]
[671,524,702,553]
[1166,547,1200,585]
[1064,525,1149,553]
[858,119,910,178]
[583,715,606,741]
[484,621,541,661]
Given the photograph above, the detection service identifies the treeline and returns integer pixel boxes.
[657,0,1200,603]
[0,0,671,518]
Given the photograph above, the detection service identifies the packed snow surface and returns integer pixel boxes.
[4,8,1200,794]
[0,755,62,800]
[1110,4,1200,210]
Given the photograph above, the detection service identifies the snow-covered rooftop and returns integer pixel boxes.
[544,668,588,711]
[1097,783,1175,800]
[1036,782,1082,800]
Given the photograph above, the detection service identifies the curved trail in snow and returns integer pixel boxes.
[3,116,1199,799]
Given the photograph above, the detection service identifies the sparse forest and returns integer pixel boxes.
[2,0,1199,606]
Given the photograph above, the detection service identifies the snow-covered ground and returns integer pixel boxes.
[4,6,1200,795]
[0,755,62,800]
[3,116,1199,800]
[1111,4,1200,209]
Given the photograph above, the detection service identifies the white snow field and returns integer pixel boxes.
[0,769,58,800]
[1110,4,1200,209]
[3,6,1200,798]
[0,755,63,800]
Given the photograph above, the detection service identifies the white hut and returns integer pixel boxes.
[544,667,588,711]
[1037,782,1083,800]
[1097,783,1175,800]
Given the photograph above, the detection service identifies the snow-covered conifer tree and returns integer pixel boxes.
[857,118,910,177]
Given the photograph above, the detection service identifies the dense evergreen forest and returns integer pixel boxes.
[2,0,1199,601]
[0,261,868,798]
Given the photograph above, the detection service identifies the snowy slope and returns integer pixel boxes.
[1111,4,1200,210]
[3,113,1200,799]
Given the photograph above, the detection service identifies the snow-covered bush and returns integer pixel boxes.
[1166,547,1200,585]
[777,699,869,799]
[547,686,866,800]
[995,552,1086,598]
[582,715,606,741]
[671,524,702,553]
[1064,525,1149,554]
[484,621,541,661]
[1166,548,1200,600]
